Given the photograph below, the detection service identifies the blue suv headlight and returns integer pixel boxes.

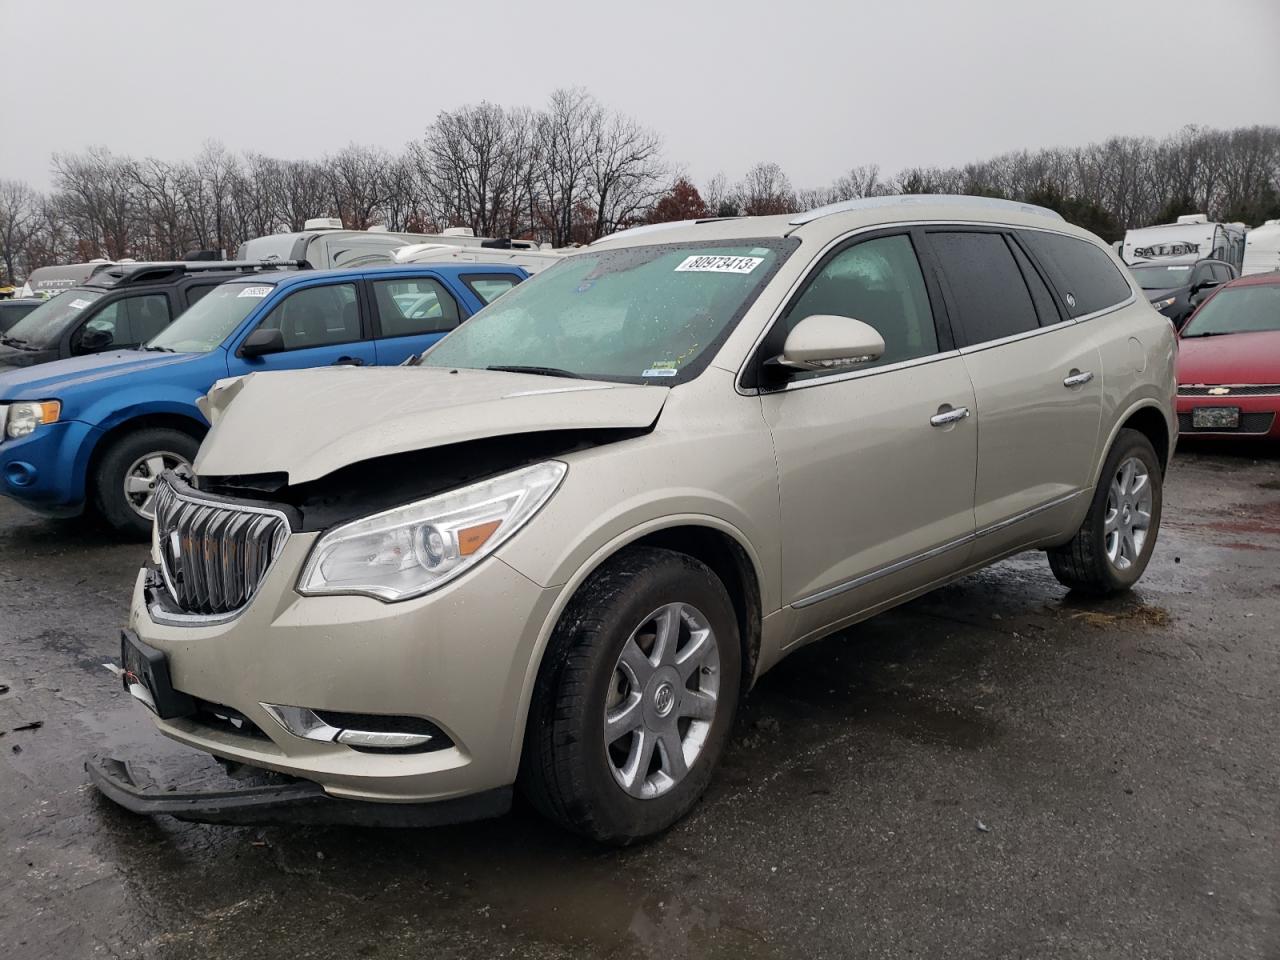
[4,401,62,439]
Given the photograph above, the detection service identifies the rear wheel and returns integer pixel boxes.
[92,428,199,539]
[520,546,741,844]
[1048,428,1163,594]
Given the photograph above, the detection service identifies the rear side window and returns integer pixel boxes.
[371,277,461,337]
[928,231,1039,345]
[782,233,939,376]
[1020,230,1131,317]
[184,284,220,308]
[1009,240,1062,326]
[465,275,520,304]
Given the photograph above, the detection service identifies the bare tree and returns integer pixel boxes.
[0,179,42,282]
[736,162,797,216]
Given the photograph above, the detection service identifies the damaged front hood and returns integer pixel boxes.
[194,366,670,483]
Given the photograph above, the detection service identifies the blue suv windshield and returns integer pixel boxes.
[147,282,275,353]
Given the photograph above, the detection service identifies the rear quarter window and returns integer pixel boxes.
[1020,230,1132,317]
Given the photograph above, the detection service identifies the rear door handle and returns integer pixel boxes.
[930,405,970,427]
[332,356,365,366]
[1063,369,1094,387]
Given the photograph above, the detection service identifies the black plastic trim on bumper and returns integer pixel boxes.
[86,755,512,828]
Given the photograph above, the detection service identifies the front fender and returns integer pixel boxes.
[501,510,769,778]
[82,392,211,437]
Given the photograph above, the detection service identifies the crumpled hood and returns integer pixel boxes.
[1178,329,1280,386]
[0,349,199,399]
[194,366,670,484]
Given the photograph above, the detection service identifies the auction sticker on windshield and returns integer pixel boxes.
[68,298,91,310]
[674,255,763,274]
[237,286,273,298]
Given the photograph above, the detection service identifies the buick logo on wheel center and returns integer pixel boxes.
[653,682,675,717]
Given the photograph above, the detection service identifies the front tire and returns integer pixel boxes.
[92,428,199,539]
[520,546,742,844]
[1048,428,1163,595]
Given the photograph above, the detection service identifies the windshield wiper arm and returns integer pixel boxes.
[142,344,175,352]
[486,364,582,379]
[1181,331,1228,338]
[0,335,33,349]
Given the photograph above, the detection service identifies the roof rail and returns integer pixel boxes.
[592,216,744,246]
[788,194,1065,226]
[102,260,311,286]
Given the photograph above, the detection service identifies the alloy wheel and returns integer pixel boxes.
[1104,456,1153,571]
[123,451,188,520]
[604,602,720,799]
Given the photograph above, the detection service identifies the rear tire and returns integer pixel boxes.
[92,428,199,539]
[1048,428,1163,595]
[519,546,742,845]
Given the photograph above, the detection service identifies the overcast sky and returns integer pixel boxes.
[3,0,1278,190]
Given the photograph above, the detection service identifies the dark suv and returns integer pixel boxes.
[0,261,302,369]
[1129,258,1237,328]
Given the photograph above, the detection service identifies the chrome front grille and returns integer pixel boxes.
[154,475,290,618]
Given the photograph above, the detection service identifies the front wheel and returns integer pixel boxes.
[92,428,200,539]
[520,546,742,844]
[1048,428,1163,594]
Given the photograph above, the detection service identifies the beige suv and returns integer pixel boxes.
[105,196,1175,843]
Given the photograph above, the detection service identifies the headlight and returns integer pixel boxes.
[1152,296,1177,310]
[298,460,567,601]
[5,401,61,439]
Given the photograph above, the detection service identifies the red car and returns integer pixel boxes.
[1176,272,1280,439]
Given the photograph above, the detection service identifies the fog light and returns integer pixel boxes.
[3,461,37,488]
[260,703,451,753]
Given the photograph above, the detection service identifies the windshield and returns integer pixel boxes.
[421,240,794,384]
[1181,284,1280,338]
[1130,264,1195,290]
[2,289,104,349]
[146,282,274,353]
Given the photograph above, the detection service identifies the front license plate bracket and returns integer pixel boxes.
[120,630,196,720]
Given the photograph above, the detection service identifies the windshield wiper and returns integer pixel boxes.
[1181,331,1230,338]
[142,344,176,352]
[486,364,582,379]
[0,335,34,350]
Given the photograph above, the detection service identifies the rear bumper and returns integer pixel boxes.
[1175,394,1280,438]
[86,754,511,827]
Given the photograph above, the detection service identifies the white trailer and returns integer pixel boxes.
[1242,219,1280,275]
[391,242,567,274]
[1122,214,1246,271]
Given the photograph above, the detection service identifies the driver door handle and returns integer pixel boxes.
[333,356,365,366]
[1063,369,1094,388]
[929,405,970,427]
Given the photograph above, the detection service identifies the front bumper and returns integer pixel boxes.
[126,531,561,805]
[0,419,97,515]
[1175,393,1280,438]
[87,754,511,826]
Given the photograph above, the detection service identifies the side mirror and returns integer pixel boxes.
[78,326,114,353]
[240,328,285,358]
[771,315,885,372]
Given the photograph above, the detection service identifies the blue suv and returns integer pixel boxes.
[0,263,526,536]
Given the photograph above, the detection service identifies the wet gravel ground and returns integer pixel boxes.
[1,445,1278,959]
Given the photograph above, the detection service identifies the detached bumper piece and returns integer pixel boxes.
[86,754,511,828]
